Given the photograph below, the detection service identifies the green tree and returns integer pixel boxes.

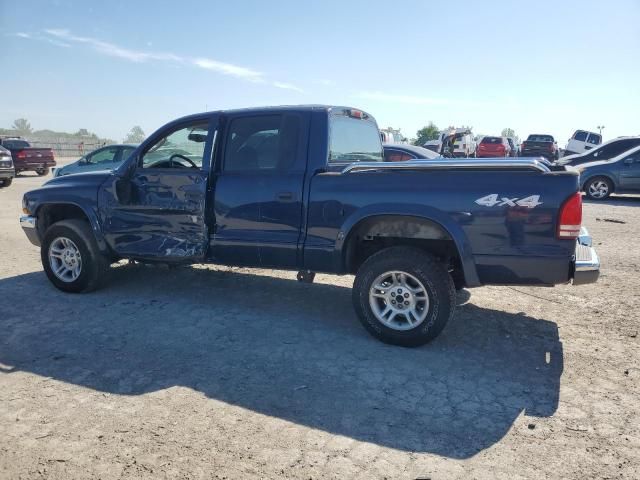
[11,118,32,134]
[413,122,440,146]
[502,128,519,144]
[123,126,146,143]
[75,128,90,136]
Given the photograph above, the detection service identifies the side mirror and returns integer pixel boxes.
[78,157,88,165]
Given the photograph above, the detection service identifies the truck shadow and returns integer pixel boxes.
[0,265,563,459]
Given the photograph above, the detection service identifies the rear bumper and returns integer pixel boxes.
[572,227,600,285]
[20,215,41,247]
[14,160,56,171]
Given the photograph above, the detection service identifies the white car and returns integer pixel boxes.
[564,130,602,156]
[557,136,640,166]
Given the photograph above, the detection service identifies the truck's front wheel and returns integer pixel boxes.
[41,219,109,293]
[352,247,455,347]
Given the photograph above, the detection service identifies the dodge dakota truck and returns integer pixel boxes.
[19,105,600,346]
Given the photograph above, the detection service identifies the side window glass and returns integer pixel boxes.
[574,131,588,142]
[141,123,209,169]
[120,147,135,162]
[88,147,118,164]
[587,133,601,145]
[223,114,300,172]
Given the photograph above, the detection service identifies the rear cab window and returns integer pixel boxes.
[527,135,554,142]
[328,108,383,164]
[481,137,502,144]
[2,140,30,149]
[573,130,588,142]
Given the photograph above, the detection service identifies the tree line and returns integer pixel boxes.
[1,118,147,144]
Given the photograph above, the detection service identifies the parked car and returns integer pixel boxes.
[577,145,640,200]
[20,105,599,347]
[383,143,440,161]
[0,137,56,175]
[0,145,15,187]
[564,130,602,156]
[53,144,137,177]
[476,136,511,158]
[520,134,559,161]
[506,137,518,157]
[557,136,640,166]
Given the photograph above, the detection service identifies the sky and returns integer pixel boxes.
[1,0,639,144]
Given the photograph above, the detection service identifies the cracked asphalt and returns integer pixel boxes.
[1,164,638,479]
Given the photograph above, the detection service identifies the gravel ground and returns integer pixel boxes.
[1,164,638,479]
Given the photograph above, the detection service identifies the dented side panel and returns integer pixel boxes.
[99,170,209,260]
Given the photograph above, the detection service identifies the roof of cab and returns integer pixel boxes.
[170,105,375,124]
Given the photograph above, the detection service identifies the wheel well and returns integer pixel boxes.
[583,175,615,192]
[344,215,465,288]
[37,204,90,238]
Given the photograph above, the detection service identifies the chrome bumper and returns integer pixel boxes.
[20,215,40,246]
[573,226,600,285]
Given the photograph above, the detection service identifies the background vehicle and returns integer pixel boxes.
[520,134,559,161]
[578,145,640,200]
[383,143,440,161]
[557,136,640,166]
[0,136,56,175]
[564,130,602,156]
[476,136,510,158]
[506,137,518,157]
[379,128,407,144]
[20,105,599,347]
[54,144,137,177]
[0,145,15,187]
[423,128,476,157]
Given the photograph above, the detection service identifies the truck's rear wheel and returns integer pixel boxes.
[41,219,109,293]
[352,246,455,347]
[0,178,12,187]
[36,168,50,176]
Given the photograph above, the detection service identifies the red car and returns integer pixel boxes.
[477,136,510,158]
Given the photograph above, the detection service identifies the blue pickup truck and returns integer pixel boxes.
[19,105,600,346]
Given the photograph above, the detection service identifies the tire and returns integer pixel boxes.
[0,178,12,187]
[584,176,612,200]
[36,168,50,176]
[352,246,456,347]
[41,219,109,293]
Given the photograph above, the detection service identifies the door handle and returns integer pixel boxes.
[276,191,295,202]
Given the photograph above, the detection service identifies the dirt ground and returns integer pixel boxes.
[1,162,638,479]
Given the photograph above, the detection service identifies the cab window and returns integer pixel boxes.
[141,123,209,169]
[573,131,588,142]
[329,114,383,163]
[223,114,300,172]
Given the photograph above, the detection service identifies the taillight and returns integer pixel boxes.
[557,192,582,239]
[16,150,26,159]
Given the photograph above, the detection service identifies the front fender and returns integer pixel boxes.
[335,203,480,287]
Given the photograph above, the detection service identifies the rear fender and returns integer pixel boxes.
[336,204,480,286]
